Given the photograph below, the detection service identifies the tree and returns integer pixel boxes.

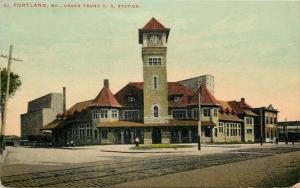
[1,67,22,118]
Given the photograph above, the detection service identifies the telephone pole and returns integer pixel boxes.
[285,117,288,145]
[260,108,263,145]
[198,88,201,151]
[0,45,23,136]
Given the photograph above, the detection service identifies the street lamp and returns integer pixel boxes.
[260,108,263,145]
[285,117,288,145]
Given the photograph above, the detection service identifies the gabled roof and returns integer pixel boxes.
[138,17,170,44]
[168,82,194,96]
[129,82,143,90]
[189,84,219,106]
[115,82,144,108]
[142,17,167,30]
[168,82,194,108]
[90,87,121,108]
[228,100,257,116]
[217,100,234,113]
[63,100,93,117]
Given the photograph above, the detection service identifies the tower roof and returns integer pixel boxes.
[139,17,170,44]
[90,86,121,108]
[142,17,167,30]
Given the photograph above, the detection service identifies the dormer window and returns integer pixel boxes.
[149,57,162,66]
[128,96,135,102]
[174,96,180,102]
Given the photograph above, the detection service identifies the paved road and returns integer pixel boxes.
[1,146,300,187]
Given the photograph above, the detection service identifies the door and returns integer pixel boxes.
[152,128,161,144]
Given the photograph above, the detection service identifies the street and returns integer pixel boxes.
[1,144,300,187]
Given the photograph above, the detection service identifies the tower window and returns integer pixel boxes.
[153,76,158,89]
[149,58,162,66]
[153,106,159,117]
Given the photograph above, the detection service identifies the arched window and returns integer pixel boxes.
[153,76,158,89]
[153,106,159,117]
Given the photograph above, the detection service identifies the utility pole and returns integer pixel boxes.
[197,89,201,151]
[260,108,263,145]
[285,117,288,145]
[0,45,23,136]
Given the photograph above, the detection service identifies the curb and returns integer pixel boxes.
[100,149,190,154]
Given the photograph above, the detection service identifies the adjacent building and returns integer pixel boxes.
[253,104,279,143]
[20,88,65,141]
[179,75,215,94]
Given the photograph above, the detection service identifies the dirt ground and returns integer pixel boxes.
[112,151,300,188]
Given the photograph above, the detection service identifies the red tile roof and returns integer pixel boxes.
[168,82,194,96]
[90,87,121,108]
[122,82,218,107]
[190,84,219,106]
[63,100,93,117]
[142,17,167,30]
[129,82,143,90]
[228,101,255,116]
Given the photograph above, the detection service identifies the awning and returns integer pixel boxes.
[219,113,243,122]
[97,119,216,128]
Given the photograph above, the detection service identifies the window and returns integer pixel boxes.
[124,110,139,119]
[247,129,253,134]
[153,106,159,117]
[274,117,277,124]
[92,110,100,119]
[214,109,218,117]
[226,123,229,136]
[112,110,118,118]
[101,129,108,139]
[149,57,162,66]
[270,117,273,124]
[128,96,135,102]
[246,117,253,125]
[215,128,218,137]
[203,108,211,117]
[153,76,158,89]
[265,116,269,124]
[192,109,199,119]
[172,110,187,119]
[100,109,108,118]
[218,122,224,133]
[86,123,92,137]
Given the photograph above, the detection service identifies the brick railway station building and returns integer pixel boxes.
[42,18,278,146]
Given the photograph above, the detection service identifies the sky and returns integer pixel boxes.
[0,0,299,136]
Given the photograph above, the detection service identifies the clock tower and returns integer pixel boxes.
[139,17,170,124]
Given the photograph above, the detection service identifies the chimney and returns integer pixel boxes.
[63,87,66,112]
[241,98,245,103]
[104,79,109,88]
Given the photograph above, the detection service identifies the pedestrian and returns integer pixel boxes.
[135,137,139,147]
